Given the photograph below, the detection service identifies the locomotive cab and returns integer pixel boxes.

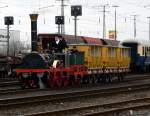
[52,50,84,68]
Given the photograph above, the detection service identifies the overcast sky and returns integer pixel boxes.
[0,0,150,44]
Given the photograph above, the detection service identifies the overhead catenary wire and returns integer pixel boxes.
[0,0,150,41]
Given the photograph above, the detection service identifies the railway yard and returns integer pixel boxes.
[0,74,150,116]
[1,1,150,116]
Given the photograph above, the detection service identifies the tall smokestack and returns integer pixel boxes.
[30,14,38,51]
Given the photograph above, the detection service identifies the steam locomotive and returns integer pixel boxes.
[15,33,131,88]
[15,14,131,89]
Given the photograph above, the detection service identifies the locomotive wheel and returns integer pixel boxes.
[81,76,87,84]
[50,78,58,88]
[29,79,39,88]
[21,83,26,89]
[69,76,75,86]
[20,79,28,89]
[18,74,27,89]
[94,75,98,83]
[63,78,70,87]
[84,76,90,84]
[75,75,81,85]
[50,79,56,88]
[47,73,57,88]
[47,77,55,88]
[56,78,62,87]
[41,72,49,87]
[85,76,90,84]
[29,80,35,88]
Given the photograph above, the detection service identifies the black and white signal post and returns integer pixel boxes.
[71,5,82,43]
[4,16,14,56]
[55,16,64,34]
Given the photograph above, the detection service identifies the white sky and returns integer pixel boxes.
[0,0,150,44]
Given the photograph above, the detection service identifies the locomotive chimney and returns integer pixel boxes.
[30,14,38,51]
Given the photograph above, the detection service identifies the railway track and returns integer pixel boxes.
[0,74,149,95]
[0,81,19,87]
[0,80,21,91]
[0,74,150,115]
[0,77,17,81]
[0,74,149,100]
[0,79,150,109]
[26,97,150,116]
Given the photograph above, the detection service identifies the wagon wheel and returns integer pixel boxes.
[84,76,90,84]
[93,75,99,83]
[89,76,94,84]
[117,73,122,82]
[101,74,106,82]
[97,74,102,83]
[81,75,88,84]
[107,74,113,83]
[120,73,124,82]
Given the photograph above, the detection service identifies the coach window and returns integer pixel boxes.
[99,47,102,57]
[90,46,94,56]
[142,47,145,55]
[95,46,99,57]
[125,48,130,57]
[108,48,111,57]
[122,48,124,57]
[109,48,115,57]
[145,47,147,56]
[122,48,125,57]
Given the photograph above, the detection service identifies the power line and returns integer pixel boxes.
[147,17,150,40]
[100,4,109,39]
[131,15,138,39]
[56,0,69,34]
[112,5,119,40]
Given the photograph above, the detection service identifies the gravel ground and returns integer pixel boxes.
[1,84,150,116]
[0,76,150,100]
[0,75,150,116]
[107,109,150,116]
